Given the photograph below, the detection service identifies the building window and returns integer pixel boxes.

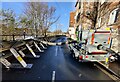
[86,10,90,16]
[98,18,101,27]
[76,13,80,23]
[101,0,106,5]
[114,8,120,23]
[108,8,118,25]
[79,2,81,9]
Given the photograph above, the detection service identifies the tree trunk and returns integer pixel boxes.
[94,2,99,29]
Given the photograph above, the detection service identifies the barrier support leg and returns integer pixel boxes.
[34,42,44,52]
[10,48,33,69]
[0,58,11,68]
[19,50,25,57]
[26,44,40,58]
[40,42,47,49]
[45,40,48,46]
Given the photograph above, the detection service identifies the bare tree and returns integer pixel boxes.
[54,29,62,35]
[0,9,16,35]
[24,2,59,37]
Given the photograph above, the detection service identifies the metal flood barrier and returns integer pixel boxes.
[0,38,48,69]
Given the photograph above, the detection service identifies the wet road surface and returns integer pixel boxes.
[2,37,115,81]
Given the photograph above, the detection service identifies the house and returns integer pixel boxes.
[74,0,96,41]
[95,1,120,53]
[68,11,76,40]
[74,0,120,52]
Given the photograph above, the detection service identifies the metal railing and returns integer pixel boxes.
[0,34,35,41]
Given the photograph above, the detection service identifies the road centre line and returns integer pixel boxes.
[52,71,56,82]
[55,46,58,56]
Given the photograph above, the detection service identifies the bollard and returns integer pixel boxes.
[23,30,26,39]
[12,34,15,41]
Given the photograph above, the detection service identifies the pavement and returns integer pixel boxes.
[2,37,116,81]
[109,61,120,76]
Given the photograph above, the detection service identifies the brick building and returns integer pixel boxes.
[68,11,76,40]
[73,0,120,52]
[75,0,96,30]
[96,2,120,30]
[95,1,120,53]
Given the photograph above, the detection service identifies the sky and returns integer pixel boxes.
[2,2,76,32]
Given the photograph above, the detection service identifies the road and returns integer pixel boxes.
[2,37,115,82]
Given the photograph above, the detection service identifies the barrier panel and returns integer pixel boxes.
[1,36,60,69]
[0,48,33,69]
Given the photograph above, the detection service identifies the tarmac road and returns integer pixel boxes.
[2,37,115,82]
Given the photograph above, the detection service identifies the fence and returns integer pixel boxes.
[0,34,36,41]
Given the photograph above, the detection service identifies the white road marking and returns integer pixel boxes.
[38,77,40,79]
[55,46,58,56]
[52,71,56,82]
[78,74,82,77]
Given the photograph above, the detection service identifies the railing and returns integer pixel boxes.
[0,34,35,41]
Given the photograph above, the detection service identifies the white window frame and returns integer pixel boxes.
[101,0,106,5]
[108,8,118,25]
[98,17,101,27]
